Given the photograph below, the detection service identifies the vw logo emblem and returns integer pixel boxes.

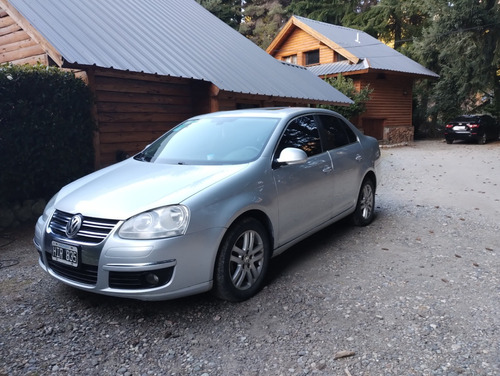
[66,214,83,238]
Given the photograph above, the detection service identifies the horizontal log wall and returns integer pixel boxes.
[270,28,334,66]
[0,8,46,65]
[359,73,413,127]
[91,69,198,167]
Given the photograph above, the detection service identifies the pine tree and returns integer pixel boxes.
[239,0,292,49]
[196,0,243,30]
[414,0,500,123]
[343,0,427,50]
[287,0,377,26]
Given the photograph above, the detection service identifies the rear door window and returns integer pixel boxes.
[319,115,358,150]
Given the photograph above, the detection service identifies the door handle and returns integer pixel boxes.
[322,166,333,173]
[355,154,363,162]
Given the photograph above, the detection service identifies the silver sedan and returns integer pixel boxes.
[34,107,381,301]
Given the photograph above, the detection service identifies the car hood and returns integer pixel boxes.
[54,160,248,219]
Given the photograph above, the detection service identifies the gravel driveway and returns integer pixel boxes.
[1,140,499,376]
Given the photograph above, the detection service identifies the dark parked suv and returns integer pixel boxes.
[444,115,499,144]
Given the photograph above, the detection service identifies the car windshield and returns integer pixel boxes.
[135,116,279,165]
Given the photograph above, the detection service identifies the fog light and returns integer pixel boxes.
[145,273,160,286]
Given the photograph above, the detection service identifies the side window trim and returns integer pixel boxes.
[274,114,323,160]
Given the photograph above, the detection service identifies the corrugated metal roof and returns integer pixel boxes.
[308,60,370,76]
[5,0,352,105]
[295,16,439,79]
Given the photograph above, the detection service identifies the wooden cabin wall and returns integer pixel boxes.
[270,28,334,66]
[359,73,413,126]
[90,68,197,167]
[0,8,47,65]
[356,73,414,141]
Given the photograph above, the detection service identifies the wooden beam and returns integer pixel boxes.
[0,29,30,45]
[10,53,47,65]
[0,37,36,53]
[0,0,63,66]
[266,18,296,56]
[0,43,44,63]
[0,20,19,36]
[0,13,15,27]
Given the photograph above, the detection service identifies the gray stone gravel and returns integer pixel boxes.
[1,140,499,376]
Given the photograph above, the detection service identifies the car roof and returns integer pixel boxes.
[450,115,489,122]
[194,107,340,119]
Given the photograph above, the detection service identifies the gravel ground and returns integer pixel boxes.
[1,139,499,376]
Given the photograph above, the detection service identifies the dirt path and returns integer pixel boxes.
[1,140,499,376]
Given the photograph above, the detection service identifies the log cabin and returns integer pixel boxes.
[0,0,352,168]
[267,16,439,143]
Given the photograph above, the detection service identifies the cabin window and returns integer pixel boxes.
[305,49,320,65]
[335,52,347,62]
[283,55,297,64]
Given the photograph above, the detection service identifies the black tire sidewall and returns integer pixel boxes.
[213,218,271,302]
[352,179,375,227]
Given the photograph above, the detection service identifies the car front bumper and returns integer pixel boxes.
[34,215,223,301]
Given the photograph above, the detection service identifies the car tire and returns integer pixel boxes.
[446,139,453,144]
[213,217,271,302]
[351,178,375,227]
[479,133,487,144]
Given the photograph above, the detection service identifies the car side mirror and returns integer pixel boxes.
[275,147,308,166]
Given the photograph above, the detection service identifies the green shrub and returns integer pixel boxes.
[321,74,372,119]
[0,64,95,205]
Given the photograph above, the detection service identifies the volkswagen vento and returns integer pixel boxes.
[34,108,381,302]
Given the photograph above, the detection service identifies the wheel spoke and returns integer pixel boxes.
[248,244,264,259]
[234,266,246,288]
[229,230,264,290]
[243,231,254,252]
[231,244,245,259]
[361,185,374,219]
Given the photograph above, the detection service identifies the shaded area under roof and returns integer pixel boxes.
[294,16,439,79]
[4,0,353,105]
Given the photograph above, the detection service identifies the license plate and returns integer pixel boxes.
[453,126,466,131]
[52,241,79,267]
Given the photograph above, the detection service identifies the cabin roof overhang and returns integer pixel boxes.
[266,16,360,65]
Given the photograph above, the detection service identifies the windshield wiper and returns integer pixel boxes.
[134,152,152,162]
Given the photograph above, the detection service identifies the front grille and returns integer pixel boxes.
[109,267,174,289]
[50,210,118,245]
[47,252,98,285]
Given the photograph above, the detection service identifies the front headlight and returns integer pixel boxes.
[118,205,190,239]
[41,193,58,222]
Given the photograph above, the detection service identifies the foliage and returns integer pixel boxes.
[321,74,372,119]
[344,0,427,50]
[239,0,291,49]
[287,0,376,25]
[414,0,500,124]
[0,64,95,205]
[196,0,243,30]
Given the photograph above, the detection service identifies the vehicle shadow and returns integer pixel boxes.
[266,219,354,283]
[48,212,380,325]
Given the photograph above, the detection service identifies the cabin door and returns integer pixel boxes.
[362,118,384,140]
